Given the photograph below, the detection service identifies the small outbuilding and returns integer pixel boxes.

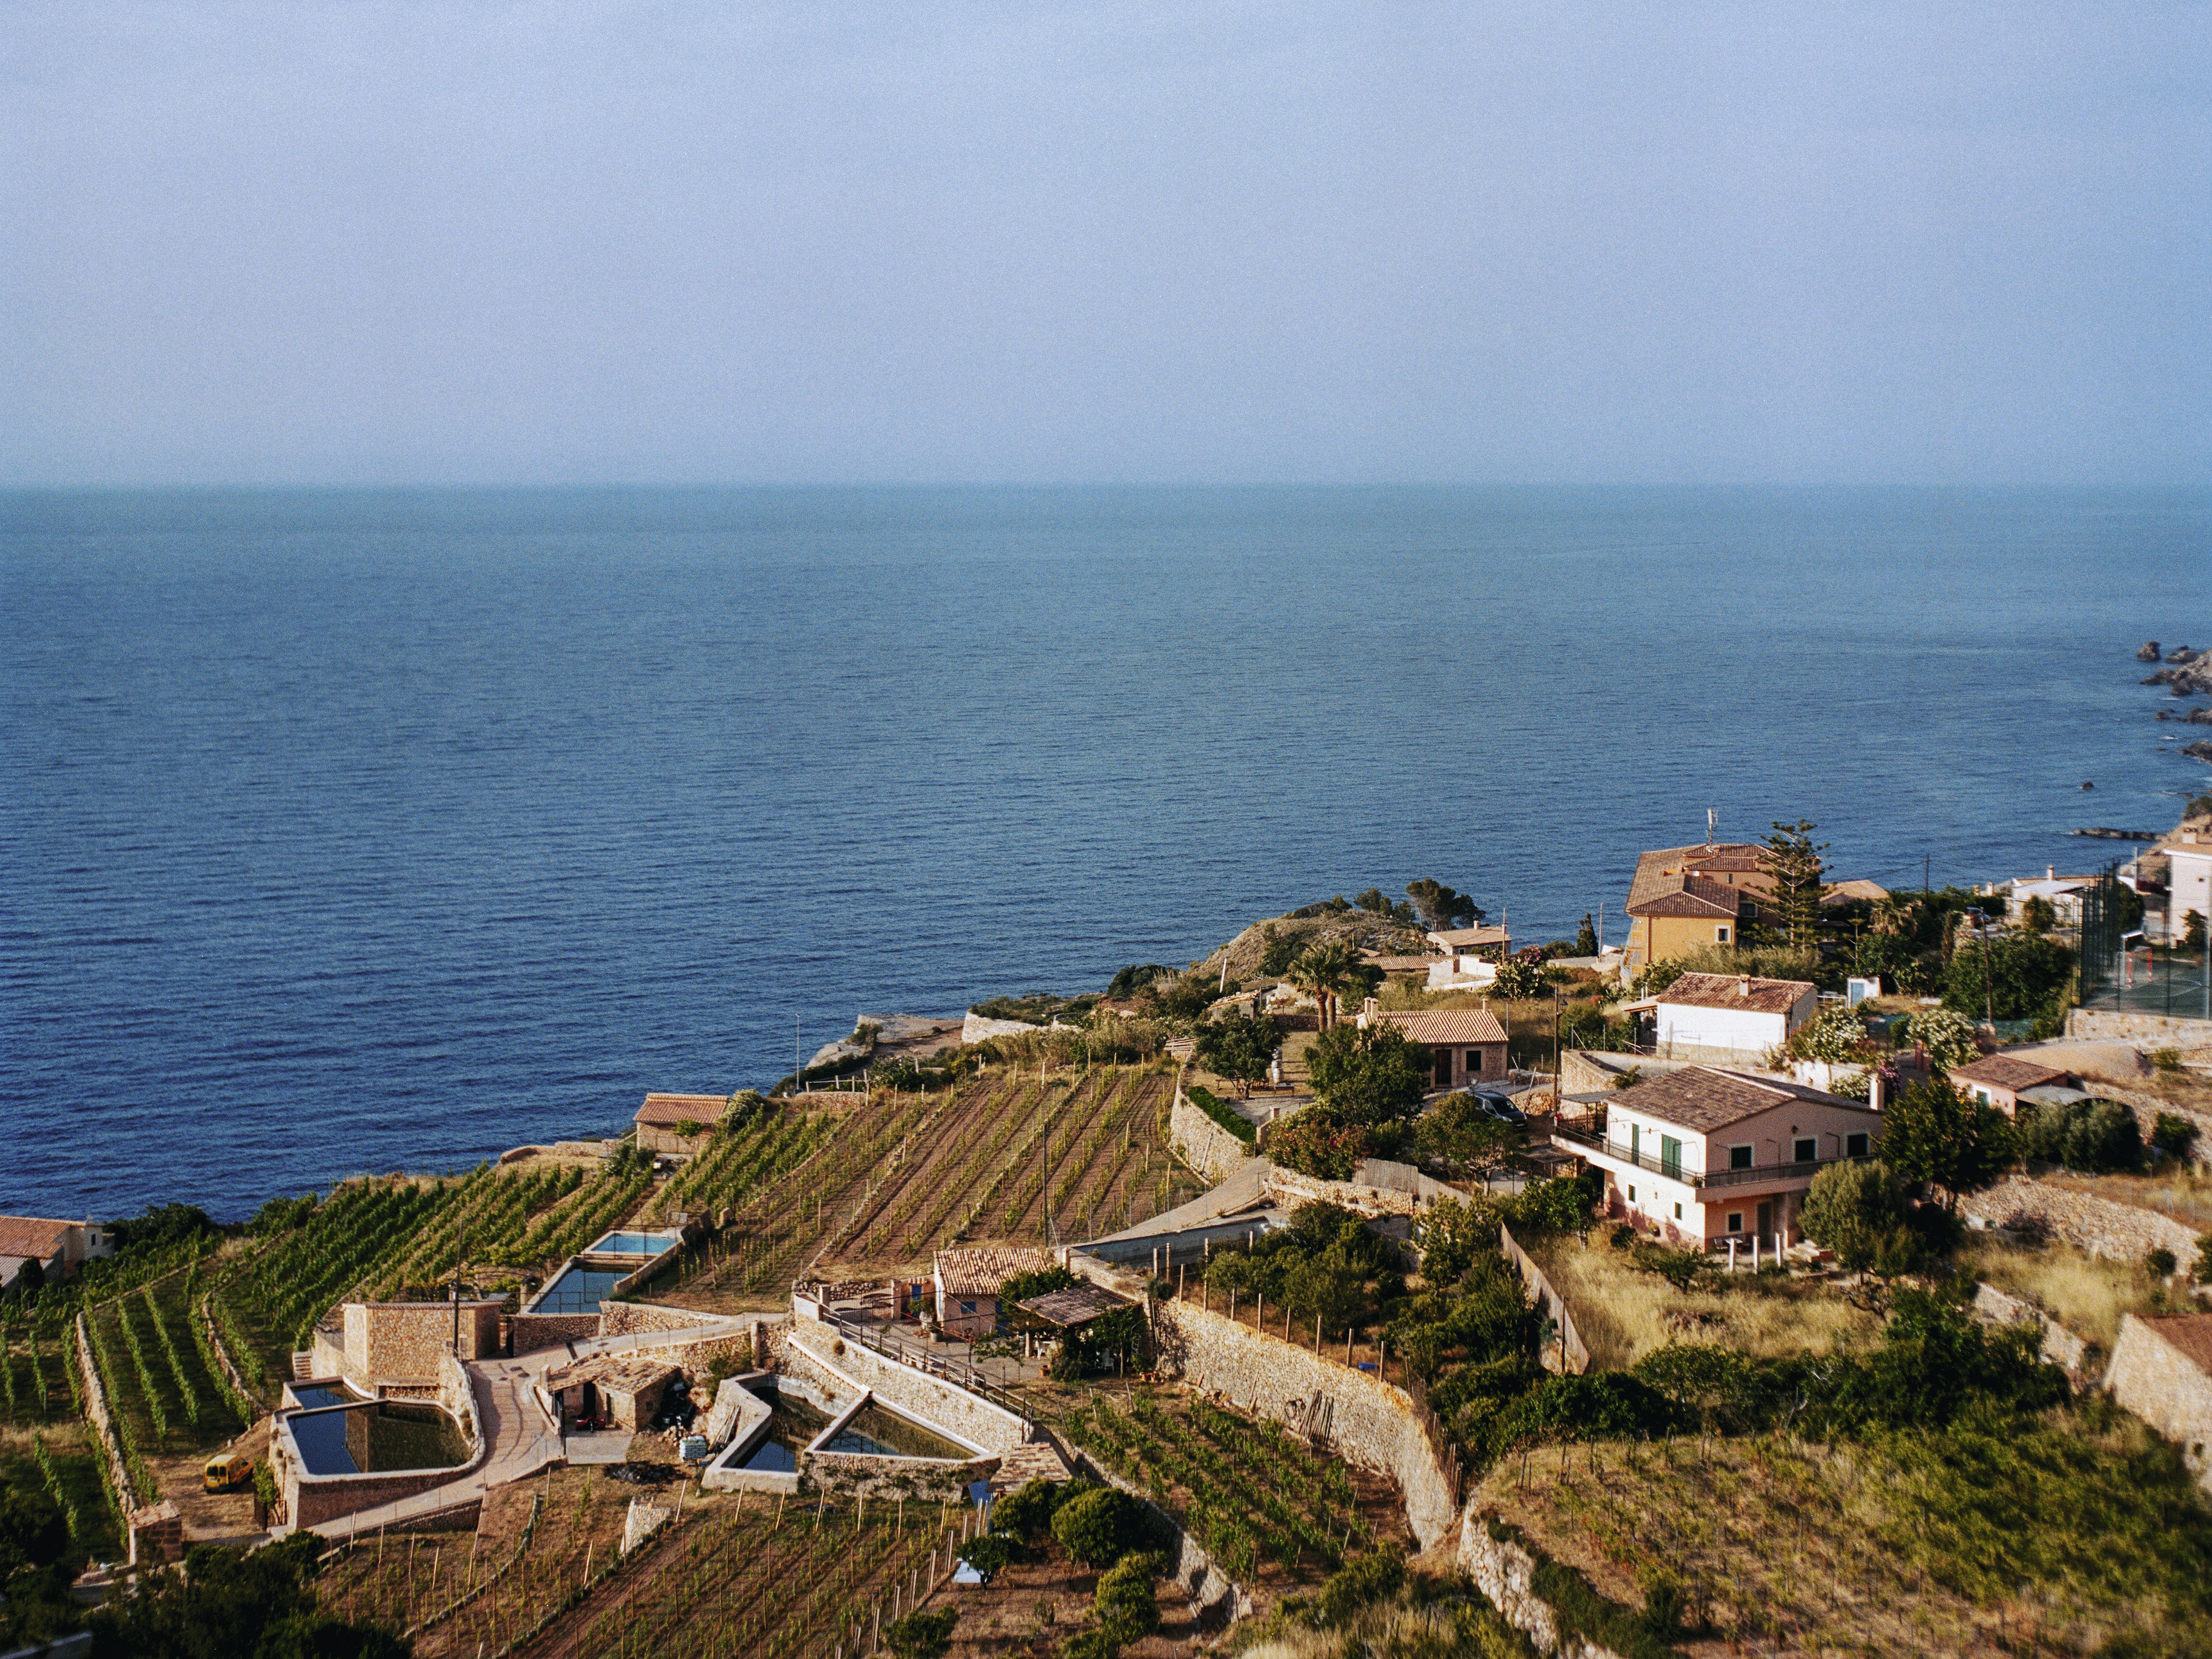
[634,1093,727,1156]
[1015,1283,1134,1333]
[932,1246,1055,1341]
[1947,1054,2078,1120]
[544,1354,684,1432]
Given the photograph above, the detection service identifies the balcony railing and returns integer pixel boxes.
[1550,1121,1872,1190]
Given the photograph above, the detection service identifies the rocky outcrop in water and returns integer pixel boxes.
[2138,641,2163,661]
[2145,659,2212,696]
[2184,739,2212,766]
[2156,706,2212,725]
[2168,645,2200,664]
[2071,827,2159,840]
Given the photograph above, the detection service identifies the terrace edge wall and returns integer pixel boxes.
[1455,1512,1634,1659]
[2105,1314,2212,1491]
[1170,1091,1255,1186]
[778,1304,1033,1454]
[1149,1296,1459,1551]
[1959,1175,2199,1267]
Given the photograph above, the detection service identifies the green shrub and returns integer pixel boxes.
[1184,1085,1257,1145]
[959,1531,1018,1576]
[1314,1546,1406,1627]
[999,1266,1078,1307]
[2017,1097,2142,1173]
[884,1608,957,1658]
[1051,1486,1148,1567]
[2147,1248,2178,1279]
[1092,1551,1164,1645]
[1267,1109,1374,1180]
[2152,1112,2200,1161]
[1798,1160,1908,1271]
[993,1478,1069,1542]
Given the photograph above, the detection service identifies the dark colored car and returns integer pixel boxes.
[1472,1091,1527,1126]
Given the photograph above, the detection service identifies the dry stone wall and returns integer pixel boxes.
[599,1301,729,1339]
[1260,1166,1422,1219]
[1499,1227,1590,1374]
[2104,1314,2212,1491]
[1171,1091,1255,1185]
[75,1314,137,1516]
[342,1301,500,1381]
[1152,1297,1459,1550]
[2067,1008,2212,1051]
[1455,1513,1632,1659]
[509,1312,602,1355]
[1970,1282,2095,1386]
[1959,1175,2200,1266]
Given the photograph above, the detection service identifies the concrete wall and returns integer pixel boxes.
[1959,1175,2200,1267]
[1499,1227,1590,1374]
[2105,1314,2212,1491]
[1170,1090,1255,1186]
[1151,1297,1459,1551]
[780,1305,1034,1453]
[2065,1008,2212,1050]
[1558,1051,1694,1097]
[1654,1001,1792,1058]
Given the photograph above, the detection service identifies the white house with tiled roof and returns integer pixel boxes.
[1422,925,1511,991]
[1552,1067,1884,1250]
[1650,973,1817,1062]
[2158,816,2212,947]
[1357,1003,1509,1090]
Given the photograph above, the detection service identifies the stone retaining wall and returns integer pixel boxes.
[1074,1449,1251,1624]
[806,1448,992,1503]
[2078,1082,2212,1171]
[600,1301,730,1339]
[1260,1166,1423,1219]
[1455,1514,1632,1659]
[1970,1282,2096,1386]
[1170,1091,1256,1186]
[2104,1313,2212,1491]
[1959,1175,2200,1266]
[1151,1297,1459,1550]
[75,1314,137,1519]
[508,1312,602,1355]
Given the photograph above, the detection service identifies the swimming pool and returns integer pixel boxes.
[289,1402,469,1478]
[286,1381,367,1410]
[589,1230,680,1256]
[532,1262,630,1313]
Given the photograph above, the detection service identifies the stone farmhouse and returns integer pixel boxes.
[1554,1066,1884,1251]
[634,1091,727,1156]
[1422,925,1512,990]
[933,1246,1055,1340]
[1358,1003,1509,1090]
[1947,1053,2082,1119]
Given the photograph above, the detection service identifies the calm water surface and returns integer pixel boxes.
[3,487,2206,1218]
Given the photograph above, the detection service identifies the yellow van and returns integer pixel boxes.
[203,1451,253,1494]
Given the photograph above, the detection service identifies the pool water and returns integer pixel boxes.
[590,1230,680,1256]
[533,1263,629,1313]
[739,1387,833,1473]
[288,1382,364,1410]
[821,1401,968,1461]
[290,1402,468,1477]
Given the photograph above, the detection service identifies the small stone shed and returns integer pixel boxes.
[932,1246,1055,1340]
[544,1354,684,1431]
[341,1300,503,1384]
[1947,1053,2078,1119]
[2106,1312,2212,1490]
[634,1092,727,1156]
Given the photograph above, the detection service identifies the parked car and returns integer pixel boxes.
[1472,1091,1527,1126]
[203,1451,254,1494]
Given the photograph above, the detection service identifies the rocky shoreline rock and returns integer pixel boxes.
[2184,739,2212,766]
[2070,827,2159,840]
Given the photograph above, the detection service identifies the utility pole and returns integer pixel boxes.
[1980,912,1995,1030]
[1924,853,1932,896]
[450,1219,467,1357]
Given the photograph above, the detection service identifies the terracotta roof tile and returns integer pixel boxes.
[935,1247,1056,1298]
[1626,873,1745,920]
[634,1093,728,1128]
[1655,973,1816,1015]
[1374,1008,1509,1046]
[1627,843,1770,908]
[1948,1055,2074,1092]
[1428,926,1512,948]
[2140,1313,2212,1374]
[1609,1066,1878,1134]
[0,1218,76,1262]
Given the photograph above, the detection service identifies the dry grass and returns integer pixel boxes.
[1473,1414,2212,1658]
[1958,1237,2164,1352]
[1528,1235,1880,1371]
[2036,1166,2212,1232]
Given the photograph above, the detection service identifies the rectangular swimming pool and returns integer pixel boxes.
[588,1230,680,1256]
[289,1402,468,1478]
[533,1263,630,1313]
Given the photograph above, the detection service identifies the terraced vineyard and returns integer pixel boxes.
[519,1494,970,1659]
[213,1166,651,1389]
[316,1468,632,1655]
[649,1110,836,1224]
[0,1311,75,1428]
[81,1262,254,1496]
[1065,1390,1406,1590]
[670,1065,1201,1298]
[0,1427,122,1564]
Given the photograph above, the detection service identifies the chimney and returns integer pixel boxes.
[1738,975,1751,998]
[2047,866,2055,881]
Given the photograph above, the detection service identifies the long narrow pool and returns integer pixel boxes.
[589,1230,680,1256]
[533,1263,630,1314]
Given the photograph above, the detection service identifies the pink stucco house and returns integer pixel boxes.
[1554,1066,1885,1250]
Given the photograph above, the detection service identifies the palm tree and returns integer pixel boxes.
[1288,940,1360,1030]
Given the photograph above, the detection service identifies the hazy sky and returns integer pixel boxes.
[5,2,2208,485]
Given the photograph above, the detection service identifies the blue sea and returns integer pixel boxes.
[3,487,2206,1220]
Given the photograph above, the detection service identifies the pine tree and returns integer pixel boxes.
[1761,820,1828,945]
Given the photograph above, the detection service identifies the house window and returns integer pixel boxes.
[959,1300,977,1314]
[1729,1144,1752,1170]
[1726,1211,1743,1233]
[1846,1132,1870,1157]
[1673,1202,1683,1220]
[1793,1138,1817,1164]
[1466,1048,1483,1074]
[1660,1135,1683,1179]
[1716,926,1730,943]
[1627,1185,1636,1204]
